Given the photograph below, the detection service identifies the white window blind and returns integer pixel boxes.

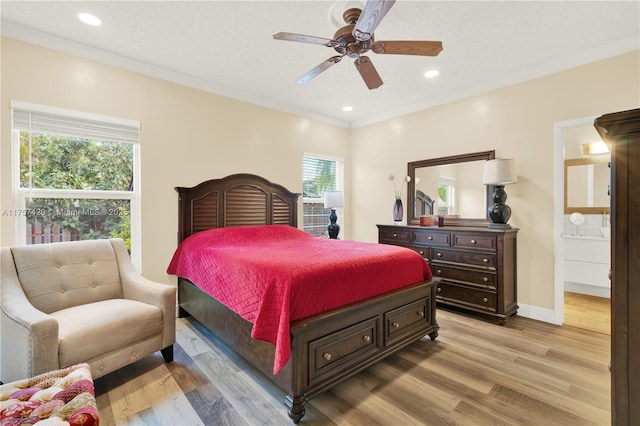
[11,101,139,144]
[302,156,337,198]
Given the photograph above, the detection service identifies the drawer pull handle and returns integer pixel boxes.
[417,311,424,317]
[436,252,442,257]
[428,236,433,240]
[471,239,477,244]
[483,277,489,283]
[393,233,398,237]
[323,352,332,361]
[363,335,371,343]
[483,297,488,303]
[437,287,442,293]
[483,258,489,263]
[437,269,442,275]
[392,322,400,328]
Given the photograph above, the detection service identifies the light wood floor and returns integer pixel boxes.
[95,308,611,425]
[564,292,611,335]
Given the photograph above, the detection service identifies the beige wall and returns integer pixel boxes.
[0,37,350,283]
[349,50,639,316]
[2,36,638,318]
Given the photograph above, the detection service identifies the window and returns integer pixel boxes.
[302,154,344,237]
[437,176,455,215]
[10,101,141,268]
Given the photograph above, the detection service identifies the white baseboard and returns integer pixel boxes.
[516,303,559,324]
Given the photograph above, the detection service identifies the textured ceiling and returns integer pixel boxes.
[1,1,638,128]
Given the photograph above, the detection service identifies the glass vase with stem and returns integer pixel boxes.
[389,174,410,225]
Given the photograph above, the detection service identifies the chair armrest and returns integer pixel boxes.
[110,239,176,349]
[1,247,59,383]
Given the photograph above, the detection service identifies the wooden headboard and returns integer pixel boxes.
[175,173,300,243]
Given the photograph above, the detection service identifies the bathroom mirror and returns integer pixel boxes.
[407,151,495,226]
[564,156,610,214]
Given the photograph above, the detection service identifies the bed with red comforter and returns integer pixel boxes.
[169,174,438,423]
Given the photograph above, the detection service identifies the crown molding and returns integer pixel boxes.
[1,21,351,129]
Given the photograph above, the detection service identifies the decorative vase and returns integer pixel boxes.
[393,199,403,224]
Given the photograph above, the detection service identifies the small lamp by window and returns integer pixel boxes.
[482,159,518,229]
[324,191,344,239]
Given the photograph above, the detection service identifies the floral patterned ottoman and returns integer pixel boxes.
[0,363,99,426]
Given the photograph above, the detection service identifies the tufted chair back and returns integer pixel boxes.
[10,239,123,314]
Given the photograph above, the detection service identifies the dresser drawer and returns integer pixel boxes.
[452,232,496,250]
[309,317,379,382]
[432,248,496,269]
[436,282,497,312]
[409,246,430,261]
[412,230,450,247]
[431,264,496,288]
[379,228,411,244]
[384,298,431,346]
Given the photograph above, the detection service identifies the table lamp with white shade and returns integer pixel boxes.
[482,159,518,229]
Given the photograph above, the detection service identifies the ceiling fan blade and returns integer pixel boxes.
[353,0,396,42]
[273,32,339,47]
[372,40,443,56]
[354,56,383,90]
[296,55,344,85]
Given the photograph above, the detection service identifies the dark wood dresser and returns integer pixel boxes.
[378,224,518,324]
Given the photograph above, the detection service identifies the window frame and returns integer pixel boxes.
[10,101,142,269]
[302,153,344,237]
[437,176,456,215]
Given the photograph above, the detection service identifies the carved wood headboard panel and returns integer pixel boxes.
[175,173,300,243]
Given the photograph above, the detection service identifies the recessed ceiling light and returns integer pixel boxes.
[424,69,440,78]
[78,13,101,26]
[342,106,353,112]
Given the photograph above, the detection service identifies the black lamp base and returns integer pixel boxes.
[327,208,340,239]
[488,222,512,230]
[487,185,512,229]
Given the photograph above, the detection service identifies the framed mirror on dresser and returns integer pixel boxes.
[407,150,495,226]
[379,150,518,324]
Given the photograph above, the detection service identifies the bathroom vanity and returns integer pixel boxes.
[563,234,610,298]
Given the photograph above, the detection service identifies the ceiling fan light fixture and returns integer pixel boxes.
[329,1,365,28]
[424,69,440,78]
[78,13,101,26]
[274,0,442,90]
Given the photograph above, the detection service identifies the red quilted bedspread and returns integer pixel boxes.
[167,225,432,374]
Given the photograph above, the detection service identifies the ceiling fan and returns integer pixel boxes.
[273,0,443,90]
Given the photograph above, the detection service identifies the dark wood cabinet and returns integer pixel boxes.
[594,108,640,426]
[378,225,518,324]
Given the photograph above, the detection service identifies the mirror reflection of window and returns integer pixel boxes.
[438,177,455,215]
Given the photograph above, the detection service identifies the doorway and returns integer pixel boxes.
[553,116,611,334]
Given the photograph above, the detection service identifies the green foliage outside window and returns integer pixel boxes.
[303,158,336,198]
[20,132,133,248]
[438,184,447,204]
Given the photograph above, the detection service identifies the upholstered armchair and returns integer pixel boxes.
[1,238,176,383]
